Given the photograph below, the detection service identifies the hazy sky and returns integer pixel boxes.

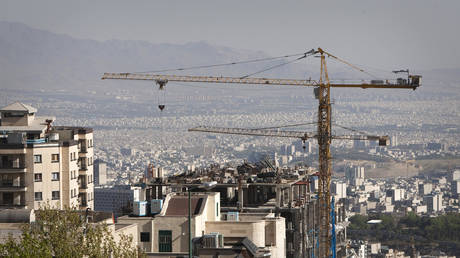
[1,0,459,70]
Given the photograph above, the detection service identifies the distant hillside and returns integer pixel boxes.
[0,21,307,93]
[0,21,458,102]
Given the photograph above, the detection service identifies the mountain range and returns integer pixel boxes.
[0,21,458,100]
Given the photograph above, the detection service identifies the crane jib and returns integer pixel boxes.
[101,73,418,89]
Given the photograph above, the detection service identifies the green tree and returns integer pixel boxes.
[0,205,142,258]
[349,214,369,230]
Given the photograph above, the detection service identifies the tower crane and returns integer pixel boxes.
[102,47,421,257]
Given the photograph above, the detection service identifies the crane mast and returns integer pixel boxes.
[317,49,333,257]
[102,48,420,257]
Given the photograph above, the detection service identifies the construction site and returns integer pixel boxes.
[102,47,421,257]
[139,162,347,257]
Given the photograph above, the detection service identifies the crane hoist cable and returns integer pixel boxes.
[254,122,317,130]
[239,50,316,79]
[333,123,372,136]
[321,50,379,79]
[134,51,313,74]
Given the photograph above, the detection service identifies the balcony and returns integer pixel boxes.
[0,166,27,174]
[0,203,26,208]
[79,194,88,207]
[0,156,26,173]
[0,181,26,192]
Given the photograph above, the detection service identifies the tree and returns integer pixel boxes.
[349,214,369,230]
[0,205,142,258]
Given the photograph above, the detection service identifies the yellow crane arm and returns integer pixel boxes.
[188,126,389,144]
[101,72,420,89]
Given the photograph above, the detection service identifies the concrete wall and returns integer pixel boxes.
[0,113,29,126]
[78,132,94,209]
[32,144,62,209]
[205,192,220,222]
[205,221,266,247]
[153,216,190,252]
[112,223,139,249]
[117,217,154,252]
[60,144,79,208]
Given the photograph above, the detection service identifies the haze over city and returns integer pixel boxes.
[0,1,460,257]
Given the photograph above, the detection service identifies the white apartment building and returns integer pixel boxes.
[331,181,347,199]
[424,193,443,213]
[0,102,94,210]
[346,165,365,186]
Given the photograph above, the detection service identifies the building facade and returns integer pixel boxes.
[94,159,107,186]
[94,185,133,216]
[0,102,94,210]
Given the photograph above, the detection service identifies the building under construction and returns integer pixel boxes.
[141,161,348,258]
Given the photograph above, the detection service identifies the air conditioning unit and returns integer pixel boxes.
[226,211,239,221]
[203,233,224,248]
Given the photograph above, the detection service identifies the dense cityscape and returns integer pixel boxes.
[1,1,460,257]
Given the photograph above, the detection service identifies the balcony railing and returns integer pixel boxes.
[80,200,87,207]
[0,203,26,207]
[0,183,26,191]
[0,166,27,173]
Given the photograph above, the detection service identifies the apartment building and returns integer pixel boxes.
[0,102,94,210]
[118,191,286,257]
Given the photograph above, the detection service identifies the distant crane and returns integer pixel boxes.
[102,47,421,257]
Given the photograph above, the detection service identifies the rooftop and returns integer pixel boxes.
[164,195,207,216]
[0,116,54,133]
[0,102,37,113]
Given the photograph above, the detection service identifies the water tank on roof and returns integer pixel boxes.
[49,133,59,141]
[151,199,163,215]
[133,201,147,216]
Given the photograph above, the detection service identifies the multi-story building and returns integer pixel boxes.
[419,183,432,196]
[452,180,460,198]
[331,181,347,200]
[0,102,94,210]
[449,169,460,182]
[94,159,107,186]
[346,165,365,186]
[94,185,134,216]
[424,193,443,213]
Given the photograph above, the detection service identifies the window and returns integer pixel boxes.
[34,173,42,182]
[34,155,42,163]
[52,191,60,200]
[158,230,172,252]
[51,172,60,181]
[140,232,150,242]
[51,154,59,162]
[4,112,24,117]
[34,192,42,201]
